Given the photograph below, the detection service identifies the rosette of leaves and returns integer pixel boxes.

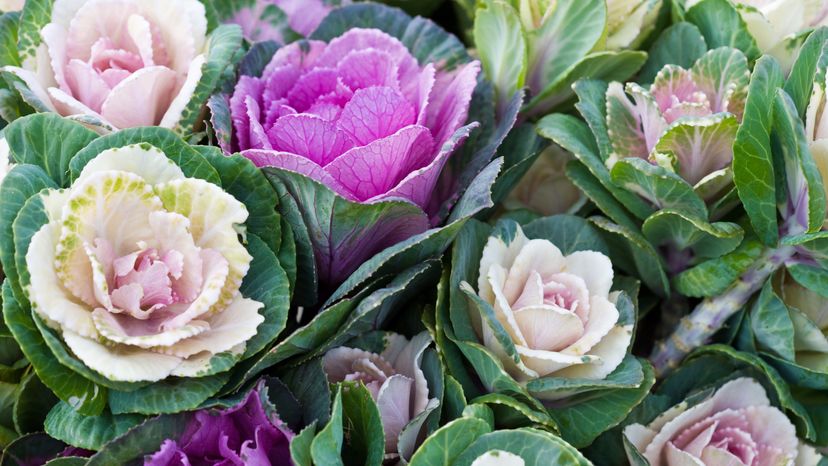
[538,31,759,297]
[472,0,652,119]
[208,2,523,308]
[287,330,455,465]
[585,345,824,465]
[0,0,242,136]
[436,215,654,449]
[0,113,291,450]
[650,28,828,373]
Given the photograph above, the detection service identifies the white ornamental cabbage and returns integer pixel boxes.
[26,144,264,382]
[474,224,632,391]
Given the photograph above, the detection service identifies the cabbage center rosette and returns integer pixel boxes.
[3,0,240,131]
[223,25,480,286]
[26,144,263,383]
[472,223,632,391]
[624,377,819,466]
[606,46,750,192]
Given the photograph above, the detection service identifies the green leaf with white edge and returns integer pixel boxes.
[68,127,219,184]
[469,393,556,431]
[545,359,656,448]
[207,94,232,152]
[16,0,51,66]
[685,0,760,60]
[290,422,317,466]
[673,238,765,297]
[45,402,143,451]
[640,22,707,83]
[0,12,21,67]
[784,27,828,118]
[525,354,645,396]
[763,351,828,391]
[573,79,613,162]
[537,113,653,222]
[528,50,648,115]
[611,157,708,218]
[523,214,610,256]
[173,24,243,136]
[524,0,605,108]
[310,384,344,466]
[564,160,643,235]
[589,216,670,296]
[6,114,98,187]
[734,55,784,246]
[408,416,492,466]
[641,210,743,259]
[662,344,816,441]
[0,433,67,466]
[340,382,385,466]
[0,164,56,303]
[271,179,316,307]
[474,1,527,118]
[460,282,524,370]
[454,428,591,466]
[774,90,827,232]
[448,219,492,346]
[751,280,796,361]
[85,412,192,465]
[312,3,469,69]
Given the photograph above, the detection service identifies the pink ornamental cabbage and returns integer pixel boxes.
[228,28,480,284]
[4,0,219,130]
[145,387,293,466]
[231,0,350,42]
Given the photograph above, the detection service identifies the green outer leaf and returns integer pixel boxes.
[312,3,469,68]
[408,416,492,466]
[290,422,317,466]
[340,382,385,466]
[573,79,613,162]
[453,428,591,466]
[0,164,56,303]
[685,0,760,60]
[173,24,243,135]
[589,216,670,296]
[271,180,317,306]
[474,1,526,117]
[45,402,144,451]
[641,210,743,259]
[733,55,784,246]
[764,352,828,390]
[774,90,827,231]
[751,281,796,361]
[610,158,707,218]
[784,27,828,118]
[0,12,21,67]
[640,22,707,83]
[16,0,51,65]
[526,354,644,395]
[310,385,344,466]
[107,372,229,416]
[469,393,555,430]
[546,359,656,448]
[69,127,220,186]
[788,263,828,296]
[673,239,764,298]
[529,51,647,115]
[525,0,606,107]
[0,432,67,466]
[278,359,332,428]
[6,114,98,187]
[537,113,653,222]
[13,370,58,435]
[523,214,610,256]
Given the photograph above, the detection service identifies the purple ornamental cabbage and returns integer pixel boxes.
[227,28,480,284]
[144,388,293,466]
[230,0,350,42]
